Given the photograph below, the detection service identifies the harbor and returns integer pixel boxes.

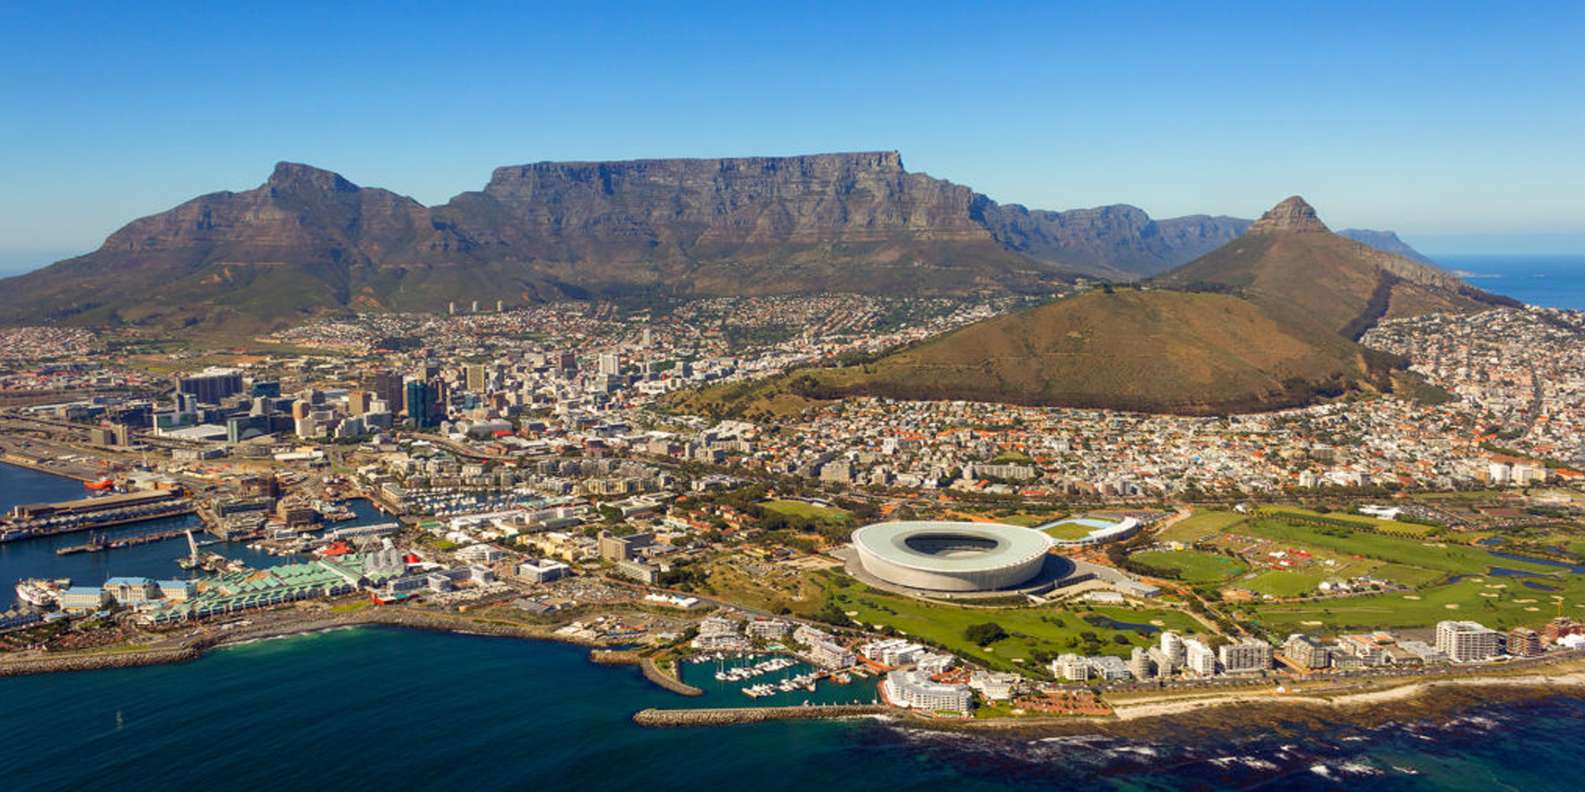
[3,489,195,543]
[685,653,880,708]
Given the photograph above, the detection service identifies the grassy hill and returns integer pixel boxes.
[671,196,1500,418]
[673,287,1402,417]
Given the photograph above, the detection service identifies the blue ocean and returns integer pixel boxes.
[4,418,1585,790]
[1435,254,1585,310]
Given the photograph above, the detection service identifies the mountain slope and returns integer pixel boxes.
[1156,197,1507,339]
[0,156,1452,330]
[676,197,1492,417]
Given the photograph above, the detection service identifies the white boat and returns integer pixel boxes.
[15,578,69,609]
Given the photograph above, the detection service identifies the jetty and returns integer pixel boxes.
[633,704,890,727]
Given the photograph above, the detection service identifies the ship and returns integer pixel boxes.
[15,577,70,609]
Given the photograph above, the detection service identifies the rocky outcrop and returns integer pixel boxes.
[1248,195,1331,233]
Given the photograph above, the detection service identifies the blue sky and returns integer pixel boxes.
[1,1,1582,274]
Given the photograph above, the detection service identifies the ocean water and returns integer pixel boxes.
[1435,254,1585,310]
[6,468,1585,789]
[2,625,1583,791]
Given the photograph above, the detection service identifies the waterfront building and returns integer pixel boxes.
[1053,653,1089,681]
[1218,638,1273,673]
[745,617,791,640]
[58,586,108,612]
[1128,646,1154,680]
[1283,634,1332,669]
[882,669,972,714]
[792,624,831,647]
[1159,631,1186,671]
[103,576,158,605]
[1508,627,1543,658]
[969,671,1019,701]
[692,615,744,651]
[157,580,196,603]
[1436,620,1503,663]
[1184,638,1217,677]
[810,639,857,669]
[1087,655,1131,681]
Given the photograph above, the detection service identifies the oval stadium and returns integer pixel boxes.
[850,521,1055,592]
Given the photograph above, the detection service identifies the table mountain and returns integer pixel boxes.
[0,156,1444,329]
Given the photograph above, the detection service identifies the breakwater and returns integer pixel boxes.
[0,646,198,677]
[633,704,890,727]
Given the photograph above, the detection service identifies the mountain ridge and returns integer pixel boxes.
[674,196,1499,417]
[0,154,1447,328]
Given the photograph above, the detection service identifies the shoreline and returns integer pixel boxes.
[5,607,1585,735]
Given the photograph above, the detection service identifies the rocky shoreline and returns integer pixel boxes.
[0,606,615,678]
[7,609,1585,738]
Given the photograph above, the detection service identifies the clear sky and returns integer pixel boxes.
[1,1,1582,274]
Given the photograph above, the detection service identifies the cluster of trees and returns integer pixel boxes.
[963,622,1008,646]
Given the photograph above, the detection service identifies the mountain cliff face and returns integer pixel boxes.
[971,199,1250,278]
[1336,228,1436,265]
[0,154,1447,329]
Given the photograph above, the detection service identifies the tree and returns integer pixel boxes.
[964,622,1008,646]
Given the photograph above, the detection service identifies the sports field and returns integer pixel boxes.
[1129,549,1246,583]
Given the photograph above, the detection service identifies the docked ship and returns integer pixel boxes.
[14,578,70,610]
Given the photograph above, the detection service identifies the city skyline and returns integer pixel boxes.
[3,1,1584,274]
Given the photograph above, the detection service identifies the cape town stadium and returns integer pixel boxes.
[850,521,1055,592]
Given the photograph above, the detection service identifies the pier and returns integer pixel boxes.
[3,490,194,542]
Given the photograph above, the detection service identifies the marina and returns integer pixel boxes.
[686,653,880,708]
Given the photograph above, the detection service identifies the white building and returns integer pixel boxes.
[1159,631,1186,671]
[1436,620,1502,663]
[1053,653,1089,681]
[883,669,973,714]
[1218,638,1272,673]
[809,639,856,669]
[1184,638,1217,676]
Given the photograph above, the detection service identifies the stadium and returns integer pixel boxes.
[850,521,1057,593]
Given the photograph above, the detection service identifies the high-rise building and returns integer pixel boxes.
[1184,638,1217,676]
[1283,634,1331,669]
[465,364,487,393]
[404,379,439,428]
[176,368,243,404]
[598,352,621,375]
[1159,631,1185,671]
[347,390,372,416]
[1128,646,1154,680]
[1508,627,1543,658]
[371,371,404,414]
[1218,638,1272,673]
[1436,620,1502,663]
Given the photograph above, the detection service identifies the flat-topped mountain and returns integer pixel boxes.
[0,155,1445,329]
[676,197,1504,417]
